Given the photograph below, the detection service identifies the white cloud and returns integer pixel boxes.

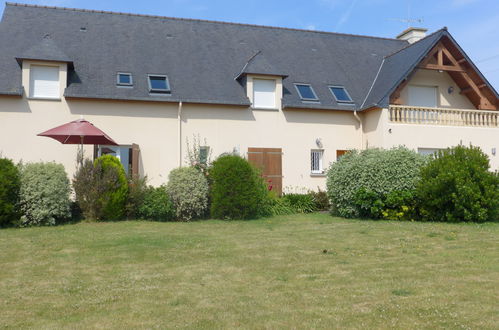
[334,0,359,31]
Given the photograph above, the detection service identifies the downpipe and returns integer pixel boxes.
[353,110,363,150]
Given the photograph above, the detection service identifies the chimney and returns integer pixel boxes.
[396,27,428,44]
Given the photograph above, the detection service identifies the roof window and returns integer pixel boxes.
[117,73,133,86]
[294,83,319,101]
[329,86,353,103]
[148,75,170,93]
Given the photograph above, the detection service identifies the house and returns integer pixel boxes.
[0,3,498,194]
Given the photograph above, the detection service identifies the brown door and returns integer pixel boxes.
[247,147,283,195]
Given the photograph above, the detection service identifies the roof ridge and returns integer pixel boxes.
[5,2,404,42]
[383,28,447,59]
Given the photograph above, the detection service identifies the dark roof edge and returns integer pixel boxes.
[384,27,447,59]
[0,90,22,96]
[4,2,404,42]
[360,30,446,111]
[64,93,252,106]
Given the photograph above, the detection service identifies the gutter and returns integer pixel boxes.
[353,110,363,150]
[178,101,183,167]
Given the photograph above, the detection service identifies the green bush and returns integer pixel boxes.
[327,147,426,218]
[167,167,209,221]
[282,193,316,213]
[19,162,71,226]
[210,155,269,220]
[416,145,499,222]
[125,175,148,219]
[265,191,295,216]
[0,158,20,227]
[138,186,175,221]
[94,155,128,220]
[353,188,384,219]
[73,156,128,221]
[308,188,330,211]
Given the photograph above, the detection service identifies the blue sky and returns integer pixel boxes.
[2,0,499,89]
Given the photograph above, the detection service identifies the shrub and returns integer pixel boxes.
[210,155,269,220]
[308,188,330,211]
[327,147,426,218]
[0,158,20,227]
[166,167,209,221]
[353,188,384,219]
[19,162,71,226]
[125,175,148,219]
[282,193,316,213]
[138,186,175,221]
[265,191,295,216]
[94,155,128,220]
[73,156,128,221]
[416,145,499,222]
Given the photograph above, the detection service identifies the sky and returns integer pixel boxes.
[1,0,499,89]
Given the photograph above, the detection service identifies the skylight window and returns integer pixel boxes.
[116,73,133,86]
[148,75,170,93]
[295,83,319,101]
[329,86,353,103]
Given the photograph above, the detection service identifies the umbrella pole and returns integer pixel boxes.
[77,135,84,168]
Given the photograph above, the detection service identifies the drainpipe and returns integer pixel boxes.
[353,110,363,150]
[178,101,183,167]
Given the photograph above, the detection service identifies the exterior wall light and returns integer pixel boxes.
[492,147,496,156]
[448,86,454,94]
[316,138,323,148]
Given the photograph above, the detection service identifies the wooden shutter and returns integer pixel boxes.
[248,147,282,195]
[131,143,140,178]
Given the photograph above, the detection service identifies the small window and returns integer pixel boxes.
[29,65,60,99]
[117,73,133,86]
[148,75,170,93]
[253,78,276,109]
[311,150,324,174]
[329,86,353,103]
[295,83,318,101]
[199,146,210,165]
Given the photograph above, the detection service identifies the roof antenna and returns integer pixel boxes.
[386,0,423,28]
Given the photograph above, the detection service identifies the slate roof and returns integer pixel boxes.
[16,35,72,65]
[0,3,493,111]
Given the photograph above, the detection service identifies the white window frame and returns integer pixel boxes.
[252,78,276,109]
[294,83,319,101]
[329,85,353,103]
[311,149,324,174]
[117,72,133,86]
[29,65,60,99]
[199,146,210,164]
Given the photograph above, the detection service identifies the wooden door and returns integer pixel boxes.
[247,147,283,195]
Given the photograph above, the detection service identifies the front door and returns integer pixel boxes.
[247,147,283,195]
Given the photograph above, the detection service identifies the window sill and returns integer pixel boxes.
[310,173,326,177]
[27,97,61,101]
[251,107,279,111]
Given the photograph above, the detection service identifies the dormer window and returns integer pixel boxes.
[253,78,276,109]
[117,72,133,86]
[148,75,170,93]
[295,83,318,101]
[329,86,353,103]
[29,65,60,99]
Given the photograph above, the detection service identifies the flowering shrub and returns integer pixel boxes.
[19,162,71,226]
[327,147,426,218]
[0,157,20,227]
[167,167,209,221]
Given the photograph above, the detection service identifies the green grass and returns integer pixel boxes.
[1,214,498,329]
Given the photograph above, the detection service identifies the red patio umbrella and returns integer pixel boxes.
[38,118,118,165]
[37,118,118,146]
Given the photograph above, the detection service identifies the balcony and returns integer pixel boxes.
[389,105,498,128]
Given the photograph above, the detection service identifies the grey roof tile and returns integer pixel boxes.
[16,35,72,64]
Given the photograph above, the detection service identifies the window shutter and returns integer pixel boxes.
[30,66,60,98]
[253,79,276,108]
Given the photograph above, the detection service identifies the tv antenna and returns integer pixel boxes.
[387,1,424,28]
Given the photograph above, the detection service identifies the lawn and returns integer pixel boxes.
[0,214,498,329]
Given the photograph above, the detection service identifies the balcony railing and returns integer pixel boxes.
[389,105,498,128]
